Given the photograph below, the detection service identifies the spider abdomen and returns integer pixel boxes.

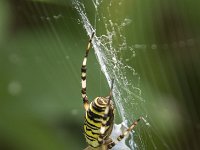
[84,97,114,148]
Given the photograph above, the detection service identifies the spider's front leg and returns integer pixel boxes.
[100,79,114,135]
[96,79,115,148]
[107,117,142,149]
[81,32,95,111]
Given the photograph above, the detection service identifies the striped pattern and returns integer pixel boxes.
[84,97,114,148]
[84,106,142,150]
[81,32,94,111]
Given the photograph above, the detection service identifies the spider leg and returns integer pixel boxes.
[107,117,142,149]
[108,79,114,102]
[96,137,115,150]
[97,136,113,148]
[100,79,114,135]
[81,32,95,111]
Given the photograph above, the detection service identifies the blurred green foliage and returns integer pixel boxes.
[0,0,200,150]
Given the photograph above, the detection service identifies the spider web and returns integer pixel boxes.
[73,0,150,149]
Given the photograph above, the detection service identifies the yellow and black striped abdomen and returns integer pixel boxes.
[84,97,114,148]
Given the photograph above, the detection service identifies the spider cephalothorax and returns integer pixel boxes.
[81,32,141,150]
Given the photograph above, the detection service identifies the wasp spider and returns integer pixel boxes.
[81,32,141,150]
